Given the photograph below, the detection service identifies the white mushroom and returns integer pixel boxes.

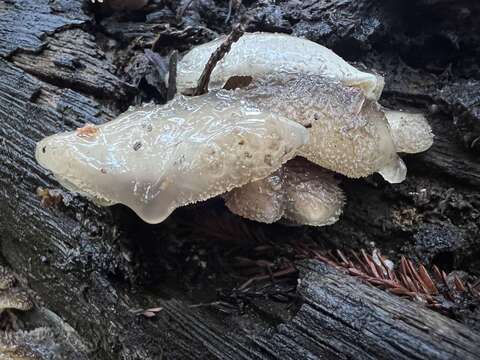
[36,92,308,224]
[224,159,345,226]
[176,32,384,100]
[227,74,408,183]
[224,169,285,224]
[384,110,434,154]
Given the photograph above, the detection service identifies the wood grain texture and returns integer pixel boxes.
[0,0,479,359]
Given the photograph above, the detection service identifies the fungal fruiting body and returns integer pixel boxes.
[224,169,285,224]
[176,32,384,100]
[282,160,345,226]
[36,32,435,226]
[36,92,308,224]
[384,110,434,154]
[228,75,408,183]
[224,159,345,226]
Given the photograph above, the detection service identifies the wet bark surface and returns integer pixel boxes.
[0,0,479,359]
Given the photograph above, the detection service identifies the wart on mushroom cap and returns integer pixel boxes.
[176,32,385,100]
[228,74,409,183]
[36,92,308,224]
[224,159,345,226]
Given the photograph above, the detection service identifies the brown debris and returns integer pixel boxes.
[75,123,99,138]
[130,307,164,318]
[142,307,163,318]
[193,24,244,96]
[36,187,63,208]
[295,244,479,315]
[223,75,253,90]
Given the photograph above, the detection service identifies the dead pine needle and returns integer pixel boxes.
[193,24,245,96]
[299,245,478,315]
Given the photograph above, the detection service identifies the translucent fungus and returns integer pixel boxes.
[224,159,345,226]
[36,92,308,224]
[384,110,434,154]
[176,32,384,100]
[228,74,408,183]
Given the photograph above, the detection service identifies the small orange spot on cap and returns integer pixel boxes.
[76,123,99,138]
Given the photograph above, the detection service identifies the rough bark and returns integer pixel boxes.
[0,0,480,359]
[253,261,480,360]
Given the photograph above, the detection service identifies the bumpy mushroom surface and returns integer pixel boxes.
[384,110,434,154]
[36,92,308,224]
[176,32,384,100]
[224,159,345,226]
[227,74,408,183]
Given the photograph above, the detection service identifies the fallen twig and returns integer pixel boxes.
[193,24,244,96]
[167,50,178,100]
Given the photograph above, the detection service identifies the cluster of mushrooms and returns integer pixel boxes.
[36,33,433,226]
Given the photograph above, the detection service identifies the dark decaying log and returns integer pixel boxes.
[253,261,480,360]
[0,0,480,359]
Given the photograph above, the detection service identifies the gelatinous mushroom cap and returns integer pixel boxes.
[224,159,345,226]
[384,110,434,154]
[228,74,407,183]
[176,32,384,100]
[36,92,308,224]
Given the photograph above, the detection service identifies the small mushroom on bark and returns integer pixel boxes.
[224,159,345,226]
[36,92,308,224]
[176,32,384,100]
